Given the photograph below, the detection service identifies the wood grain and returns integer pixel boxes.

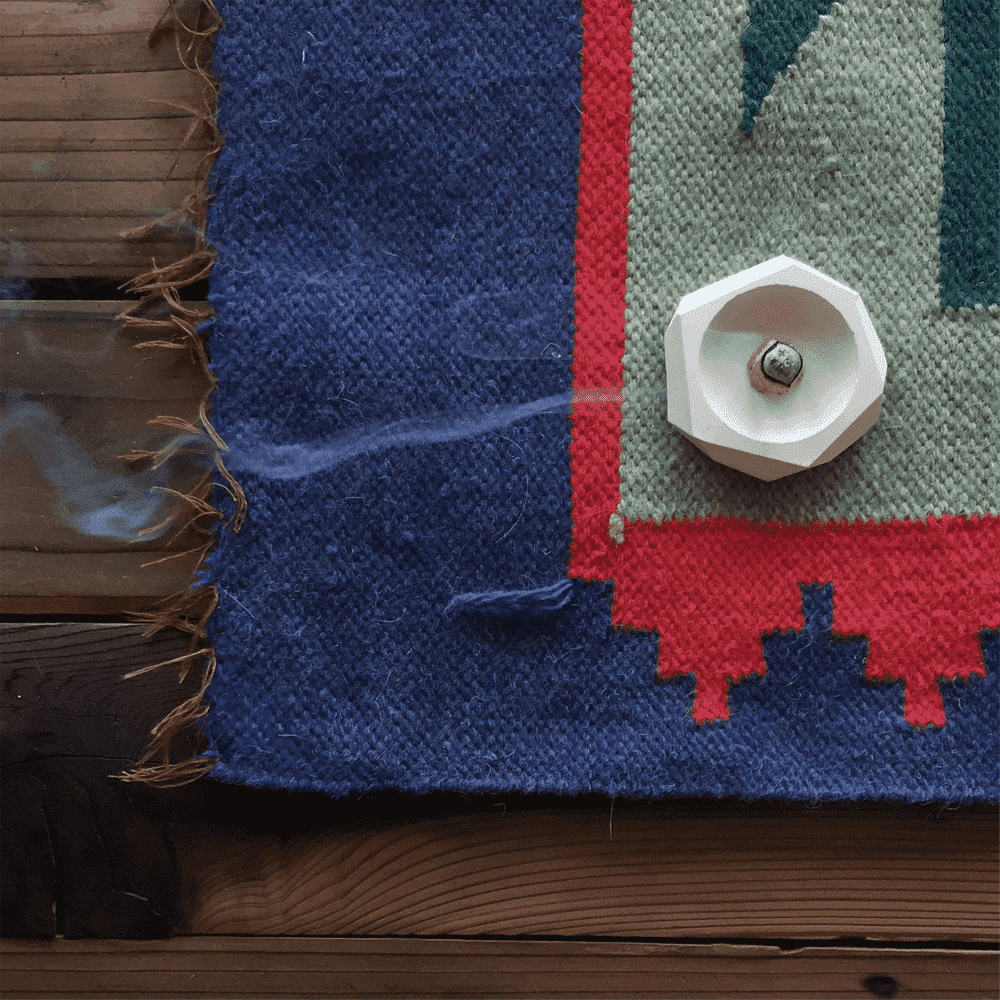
[1,0,215,280]
[0,595,177,615]
[5,72,212,122]
[1,624,205,937]
[1,241,195,278]
[175,794,999,943]
[2,440,207,554]
[2,151,209,181]
[0,0,179,38]
[5,217,200,242]
[2,937,996,999]
[1,623,204,767]
[1,118,213,154]
[3,180,198,216]
[0,551,204,602]
[3,30,213,75]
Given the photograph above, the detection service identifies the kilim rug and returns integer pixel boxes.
[190,0,998,800]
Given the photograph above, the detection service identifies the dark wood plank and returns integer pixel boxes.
[173,787,1000,943]
[1,624,207,938]
[4,218,200,248]
[1,623,206,763]
[0,765,56,938]
[0,596,180,616]
[1,937,996,999]
[33,766,180,938]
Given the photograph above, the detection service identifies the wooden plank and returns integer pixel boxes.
[1,396,208,548]
[2,451,209,552]
[1,308,211,559]
[1,300,209,399]
[0,119,213,153]
[1,299,212,555]
[0,0,180,37]
[175,793,999,942]
[1,623,205,769]
[0,761,56,937]
[0,550,204,600]
[4,71,213,122]
[1,938,996,999]
[1,151,208,181]
[0,595,179,615]
[2,448,211,553]
[3,180,196,216]
[4,216,200,241]
[3,30,212,75]
[1,624,205,938]
[0,20,214,274]
[3,198,201,284]
[2,240,194,276]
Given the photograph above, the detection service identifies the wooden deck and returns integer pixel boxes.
[1,2,997,997]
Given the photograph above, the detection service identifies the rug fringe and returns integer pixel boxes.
[112,0,241,788]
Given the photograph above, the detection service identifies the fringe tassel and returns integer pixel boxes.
[112,0,243,789]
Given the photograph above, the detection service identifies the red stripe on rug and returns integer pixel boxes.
[569,0,633,580]
[609,514,999,727]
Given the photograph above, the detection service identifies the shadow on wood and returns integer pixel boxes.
[1,624,204,938]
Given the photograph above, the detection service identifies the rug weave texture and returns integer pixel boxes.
[201,0,999,801]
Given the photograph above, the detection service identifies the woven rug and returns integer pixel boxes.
[196,0,998,800]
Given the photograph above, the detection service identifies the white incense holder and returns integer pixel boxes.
[663,255,886,481]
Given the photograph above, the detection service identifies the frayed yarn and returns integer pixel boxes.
[445,579,574,618]
[114,0,241,789]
